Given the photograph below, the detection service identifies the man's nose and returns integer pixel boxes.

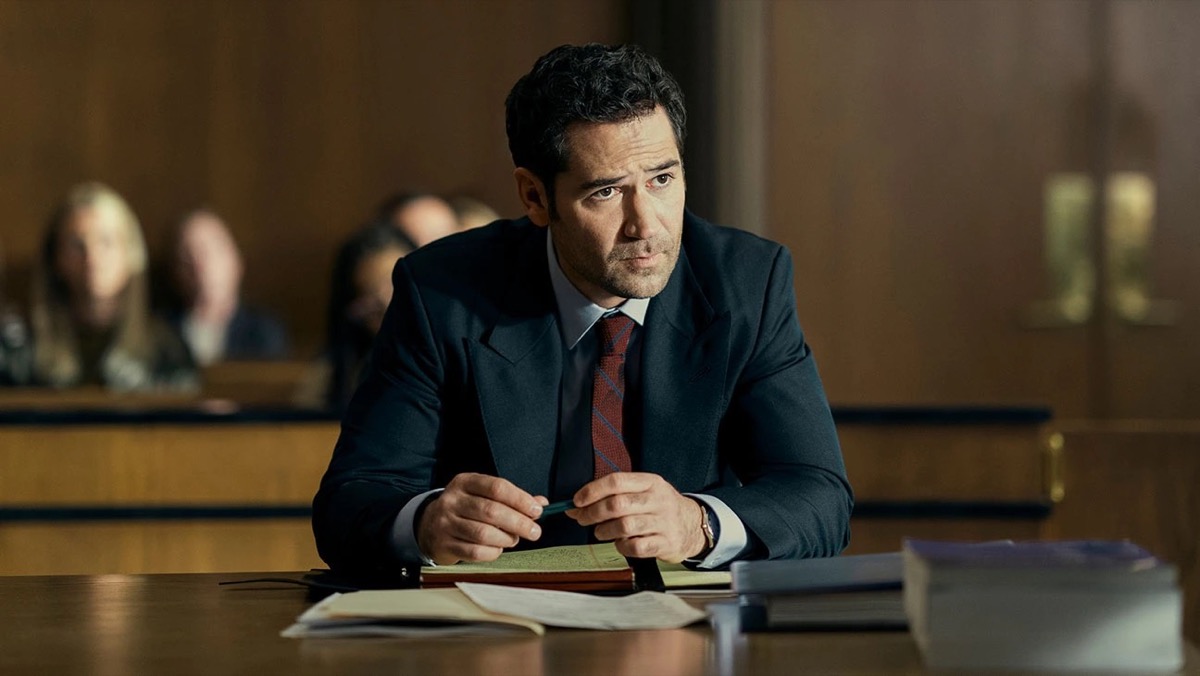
[622,188,657,240]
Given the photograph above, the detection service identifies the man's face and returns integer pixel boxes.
[547,107,685,309]
[392,197,459,248]
[176,213,242,306]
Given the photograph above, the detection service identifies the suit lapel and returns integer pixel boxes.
[469,226,562,497]
[640,246,731,491]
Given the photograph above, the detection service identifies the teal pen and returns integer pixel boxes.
[538,500,575,519]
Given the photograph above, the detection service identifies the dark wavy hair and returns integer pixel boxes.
[325,222,411,412]
[505,43,687,213]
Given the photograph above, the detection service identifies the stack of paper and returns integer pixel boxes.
[903,539,1183,671]
[731,553,906,631]
[282,583,707,638]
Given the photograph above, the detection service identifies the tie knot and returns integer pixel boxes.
[598,314,634,356]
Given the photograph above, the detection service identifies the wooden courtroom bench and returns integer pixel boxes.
[0,407,337,575]
[0,360,315,410]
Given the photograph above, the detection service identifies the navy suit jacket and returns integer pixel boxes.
[312,212,852,575]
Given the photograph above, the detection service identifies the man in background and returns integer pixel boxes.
[376,193,460,249]
[171,209,289,365]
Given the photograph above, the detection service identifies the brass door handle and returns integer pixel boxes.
[1043,432,1065,504]
[1022,174,1095,328]
[1023,172,1178,328]
[1105,172,1178,327]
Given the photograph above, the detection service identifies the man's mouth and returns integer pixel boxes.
[625,252,662,269]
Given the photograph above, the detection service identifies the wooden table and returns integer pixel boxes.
[0,573,1194,675]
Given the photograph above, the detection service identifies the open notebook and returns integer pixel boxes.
[420,542,731,592]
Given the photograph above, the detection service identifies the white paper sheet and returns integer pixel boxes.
[457,582,707,630]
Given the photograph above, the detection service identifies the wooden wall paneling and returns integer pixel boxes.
[766,0,1099,414]
[0,0,630,355]
[840,418,1052,554]
[840,424,1047,502]
[844,519,1046,557]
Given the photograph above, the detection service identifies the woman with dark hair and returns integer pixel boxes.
[320,222,412,412]
[30,182,195,391]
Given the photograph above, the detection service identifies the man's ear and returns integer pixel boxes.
[514,168,552,227]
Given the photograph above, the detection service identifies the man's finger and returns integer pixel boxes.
[572,472,657,507]
[445,516,522,549]
[442,539,505,563]
[592,514,657,541]
[570,492,653,526]
[453,473,544,518]
[455,498,542,541]
[613,535,664,560]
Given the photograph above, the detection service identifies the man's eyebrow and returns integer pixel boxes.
[647,159,680,174]
[578,174,626,192]
[576,159,681,193]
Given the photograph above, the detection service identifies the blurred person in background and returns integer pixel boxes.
[375,192,458,249]
[294,223,412,413]
[448,195,501,231]
[0,239,32,386]
[169,209,289,366]
[30,182,195,391]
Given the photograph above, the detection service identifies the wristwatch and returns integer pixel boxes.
[684,501,719,565]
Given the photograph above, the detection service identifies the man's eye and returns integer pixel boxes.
[592,187,617,200]
[652,174,673,186]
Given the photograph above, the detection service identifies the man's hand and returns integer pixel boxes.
[417,473,548,565]
[567,473,708,563]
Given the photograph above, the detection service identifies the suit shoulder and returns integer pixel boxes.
[681,212,785,269]
[401,218,538,284]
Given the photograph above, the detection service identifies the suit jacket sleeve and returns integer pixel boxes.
[705,246,853,559]
[312,257,443,574]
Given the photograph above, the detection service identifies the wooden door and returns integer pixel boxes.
[1102,0,1200,418]
[766,0,1200,419]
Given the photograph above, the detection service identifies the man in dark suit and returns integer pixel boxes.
[313,44,851,575]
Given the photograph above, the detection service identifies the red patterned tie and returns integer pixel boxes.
[592,313,635,479]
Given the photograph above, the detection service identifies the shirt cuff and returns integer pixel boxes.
[685,493,749,569]
[390,488,443,566]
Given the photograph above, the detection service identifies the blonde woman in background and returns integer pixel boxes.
[31,182,195,391]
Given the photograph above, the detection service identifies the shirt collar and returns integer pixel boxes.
[546,231,648,349]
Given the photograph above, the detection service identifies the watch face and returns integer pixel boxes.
[700,506,716,552]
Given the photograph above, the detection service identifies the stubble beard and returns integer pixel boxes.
[596,241,679,299]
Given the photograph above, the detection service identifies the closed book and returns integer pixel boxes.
[739,590,906,631]
[733,553,905,631]
[732,552,902,595]
[903,539,1183,672]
